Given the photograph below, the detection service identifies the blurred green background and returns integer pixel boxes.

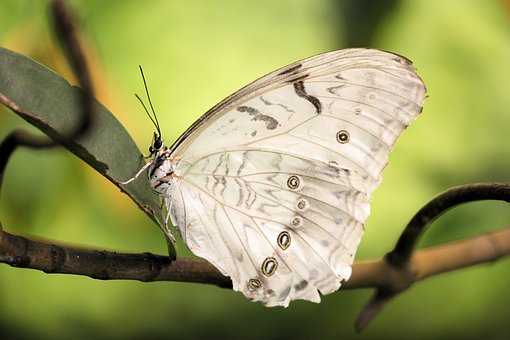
[1,1,510,339]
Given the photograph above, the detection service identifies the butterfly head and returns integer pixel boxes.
[149,131,164,156]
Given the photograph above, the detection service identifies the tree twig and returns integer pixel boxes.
[355,182,510,331]
[1,222,509,293]
[0,0,93,195]
[386,183,510,267]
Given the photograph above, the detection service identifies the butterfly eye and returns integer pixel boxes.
[149,146,154,154]
[154,138,163,150]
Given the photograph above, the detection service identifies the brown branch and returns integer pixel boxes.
[386,183,510,267]
[1,222,509,292]
[0,225,231,288]
[0,0,93,195]
[353,227,510,330]
[0,129,55,192]
[356,182,510,331]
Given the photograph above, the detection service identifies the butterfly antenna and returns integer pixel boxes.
[135,93,158,131]
[138,65,161,136]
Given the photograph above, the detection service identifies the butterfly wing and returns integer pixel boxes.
[167,48,426,306]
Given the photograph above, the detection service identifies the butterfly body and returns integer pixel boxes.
[125,48,427,307]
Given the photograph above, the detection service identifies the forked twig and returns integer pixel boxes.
[387,183,510,267]
[355,182,510,331]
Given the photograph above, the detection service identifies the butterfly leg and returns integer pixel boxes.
[119,161,153,185]
[162,196,176,243]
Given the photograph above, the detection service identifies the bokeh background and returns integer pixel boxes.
[1,1,510,339]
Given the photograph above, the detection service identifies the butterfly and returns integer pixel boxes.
[122,48,426,307]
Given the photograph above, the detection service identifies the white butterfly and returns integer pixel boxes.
[122,48,426,307]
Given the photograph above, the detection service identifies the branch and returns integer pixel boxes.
[0,225,231,288]
[351,227,510,331]
[386,183,510,267]
[1,222,509,290]
[356,182,510,331]
[0,0,93,194]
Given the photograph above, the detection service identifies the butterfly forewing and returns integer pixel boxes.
[164,48,426,306]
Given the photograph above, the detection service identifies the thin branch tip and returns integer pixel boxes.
[1,0,94,196]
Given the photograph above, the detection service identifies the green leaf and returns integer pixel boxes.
[0,47,175,257]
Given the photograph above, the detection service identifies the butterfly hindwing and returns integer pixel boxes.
[173,150,366,306]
